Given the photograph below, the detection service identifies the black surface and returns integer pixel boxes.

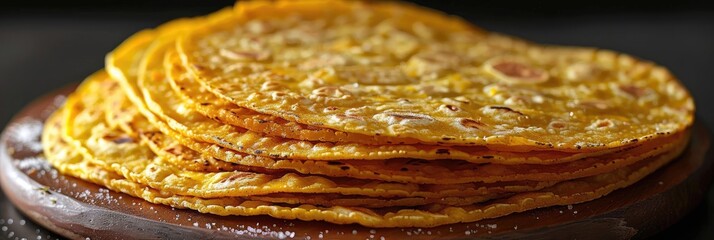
[1,1,713,239]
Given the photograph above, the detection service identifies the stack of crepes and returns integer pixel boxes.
[42,0,695,228]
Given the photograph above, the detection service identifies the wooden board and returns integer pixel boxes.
[0,84,712,240]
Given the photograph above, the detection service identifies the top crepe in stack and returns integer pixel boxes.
[41,0,694,228]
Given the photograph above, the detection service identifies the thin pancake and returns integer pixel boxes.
[107,35,686,185]
[148,47,617,163]
[165,49,636,165]
[43,110,689,227]
[56,99,505,207]
[139,26,663,165]
[104,80,261,173]
[130,67,688,185]
[178,0,693,151]
[249,193,501,208]
[104,29,688,186]
[63,74,555,200]
[132,115,688,184]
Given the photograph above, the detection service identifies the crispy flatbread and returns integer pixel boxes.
[43,110,689,227]
[108,43,688,184]
[178,0,693,151]
[61,74,557,201]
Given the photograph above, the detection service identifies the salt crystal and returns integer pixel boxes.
[14,157,51,171]
[8,119,44,152]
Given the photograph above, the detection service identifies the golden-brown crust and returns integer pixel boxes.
[177,0,693,151]
[38,0,695,228]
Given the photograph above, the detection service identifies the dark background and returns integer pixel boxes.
[1,0,713,239]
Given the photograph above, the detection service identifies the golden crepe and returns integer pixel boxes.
[43,109,689,227]
[115,45,687,185]
[179,0,693,151]
[107,22,675,170]
[166,50,641,164]
[135,112,684,185]
[39,0,694,229]
[67,74,552,201]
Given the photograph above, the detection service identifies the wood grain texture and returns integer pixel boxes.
[0,84,711,240]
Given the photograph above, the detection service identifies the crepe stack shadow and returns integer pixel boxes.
[41,0,695,228]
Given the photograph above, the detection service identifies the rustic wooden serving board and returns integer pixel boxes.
[0,85,712,240]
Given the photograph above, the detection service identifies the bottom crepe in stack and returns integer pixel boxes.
[40,71,690,228]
